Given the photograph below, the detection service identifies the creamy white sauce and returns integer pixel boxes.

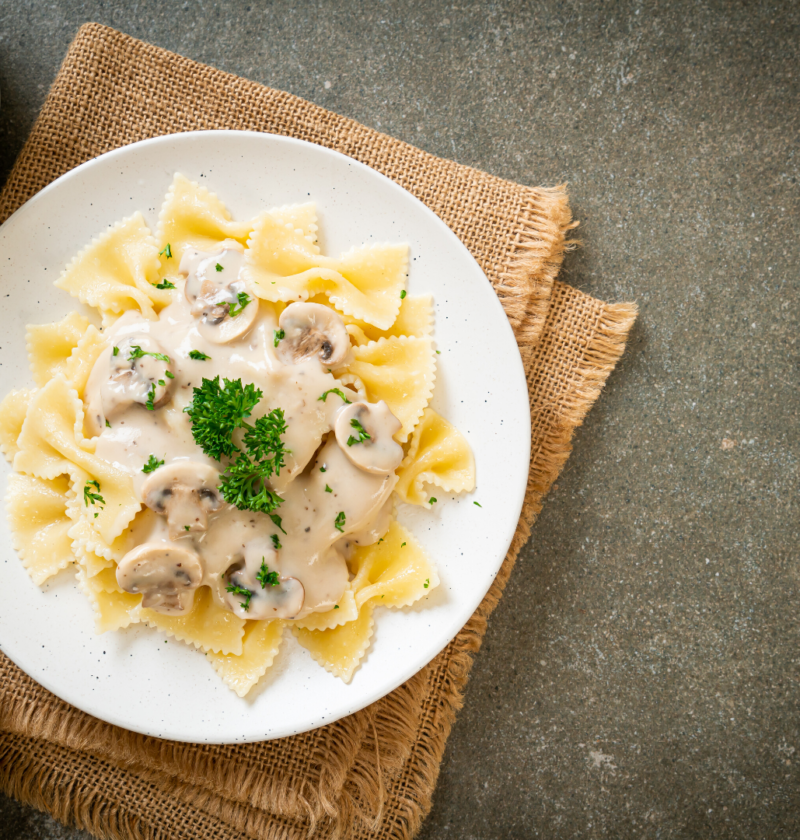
[86,246,403,620]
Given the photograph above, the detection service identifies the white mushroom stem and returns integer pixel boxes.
[335,401,404,474]
[116,543,203,615]
[276,302,349,368]
[141,462,224,540]
[222,539,305,620]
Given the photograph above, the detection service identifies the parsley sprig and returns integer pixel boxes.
[128,345,171,363]
[228,292,251,318]
[226,581,253,611]
[159,243,173,259]
[318,388,351,405]
[83,479,105,517]
[257,559,279,588]
[152,279,176,290]
[347,417,371,446]
[189,350,211,361]
[142,455,164,474]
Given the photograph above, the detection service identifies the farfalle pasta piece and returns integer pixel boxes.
[266,203,320,250]
[54,213,165,321]
[244,212,408,330]
[0,388,34,462]
[343,294,434,346]
[6,473,74,585]
[395,407,476,505]
[76,563,141,633]
[350,520,439,609]
[156,173,254,278]
[292,588,358,631]
[64,325,106,398]
[13,377,140,543]
[293,602,375,683]
[135,586,245,656]
[342,336,435,441]
[27,311,91,387]
[73,543,114,578]
[207,620,285,697]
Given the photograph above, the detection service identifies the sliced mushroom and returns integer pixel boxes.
[222,541,305,619]
[141,462,224,540]
[276,302,349,368]
[116,542,203,614]
[180,244,257,343]
[335,401,403,474]
[85,335,176,434]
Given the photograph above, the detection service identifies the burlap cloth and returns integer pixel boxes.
[0,23,637,840]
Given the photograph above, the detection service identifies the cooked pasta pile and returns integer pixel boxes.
[0,174,475,696]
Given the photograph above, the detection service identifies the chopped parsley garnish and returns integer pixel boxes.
[429,497,437,504]
[334,511,346,532]
[165,370,175,379]
[128,345,171,363]
[400,289,407,299]
[226,581,253,611]
[424,578,430,588]
[142,455,165,473]
[347,417,371,446]
[320,465,327,473]
[152,279,176,290]
[334,605,339,609]
[325,484,332,493]
[189,350,211,361]
[145,383,156,411]
[270,513,287,534]
[271,534,281,550]
[184,525,191,531]
[112,346,119,357]
[273,328,285,347]
[318,388,351,405]
[228,291,251,318]
[158,379,165,386]
[401,542,407,547]
[83,480,105,510]
[184,377,261,460]
[257,559,279,588]
[473,501,482,507]
[105,419,111,428]
[436,349,441,354]
[159,243,173,259]
[215,262,224,272]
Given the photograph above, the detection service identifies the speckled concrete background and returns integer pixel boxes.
[1,1,798,838]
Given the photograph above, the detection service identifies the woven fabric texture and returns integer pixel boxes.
[0,24,636,840]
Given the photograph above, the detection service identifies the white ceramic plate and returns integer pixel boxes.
[0,131,530,743]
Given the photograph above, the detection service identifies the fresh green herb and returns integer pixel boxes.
[424,578,430,588]
[273,328,285,347]
[347,417,371,446]
[215,263,224,272]
[271,534,281,550]
[145,383,157,411]
[401,542,407,547]
[158,379,166,386]
[184,525,191,531]
[378,538,384,543]
[105,420,111,428]
[228,291,251,318]
[334,511,346,532]
[128,345,171,363]
[257,558,280,588]
[142,454,165,474]
[83,480,105,510]
[189,350,211,361]
[436,349,441,354]
[325,484,332,493]
[473,501,482,507]
[184,377,262,459]
[429,497,437,505]
[318,388,351,405]
[270,513,287,534]
[165,370,175,379]
[159,243,173,259]
[112,346,119,357]
[226,581,253,611]
[334,605,339,609]
[152,279,176,290]
[320,465,327,473]
[400,290,407,299]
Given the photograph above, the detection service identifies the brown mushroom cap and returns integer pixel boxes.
[141,461,224,540]
[335,400,404,474]
[116,542,203,615]
[276,302,349,368]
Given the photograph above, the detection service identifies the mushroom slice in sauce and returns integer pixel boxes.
[84,334,176,436]
[141,462,224,540]
[335,400,404,474]
[116,542,203,615]
[276,302,349,368]
[180,242,258,344]
[222,543,305,620]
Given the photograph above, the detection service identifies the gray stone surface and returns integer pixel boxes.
[1,1,798,838]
